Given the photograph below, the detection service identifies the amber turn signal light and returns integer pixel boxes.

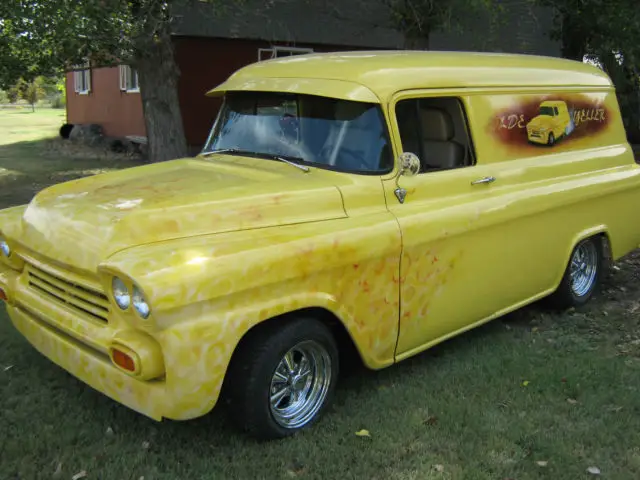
[112,348,136,372]
[0,288,7,302]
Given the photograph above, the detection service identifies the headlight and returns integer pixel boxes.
[112,277,131,310]
[132,285,150,319]
[0,238,10,257]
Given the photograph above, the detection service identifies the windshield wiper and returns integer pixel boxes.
[199,148,243,157]
[200,149,310,172]
[274,156,310,172]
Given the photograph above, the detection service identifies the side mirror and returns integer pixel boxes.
[393,152,420,204]
[398,152,420,177]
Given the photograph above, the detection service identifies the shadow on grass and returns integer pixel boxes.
[0,137,144,209]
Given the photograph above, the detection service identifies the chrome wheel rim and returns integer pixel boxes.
[570,241,598,297]
[269,340,332,429]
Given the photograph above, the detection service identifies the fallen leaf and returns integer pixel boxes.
[424,416,438,426]
[3,365,13,372]
[613,265,621,271]
[433,464,445,472]
[522,380,530,387]
[567,398,578,404]
[141,441,150,449]
[536,460,548,467]
[603,311,609,317]
[105,427,114,436]
[355,429,371,437]
[587,466,601,475]
[286,466,307,478]
[72,471,87,480]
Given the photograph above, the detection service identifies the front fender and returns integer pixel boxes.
[0,205,28,271]
[99,214,401,415]
[0,204,27,239]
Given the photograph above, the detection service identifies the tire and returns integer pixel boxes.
[59,123,74,139]
[546,236,604,310]
[547,132,555,146]
[224,317,339,440]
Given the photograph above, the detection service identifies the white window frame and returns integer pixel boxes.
[119,64,140,93]
[73,63,91,95]
[258,46,314,62]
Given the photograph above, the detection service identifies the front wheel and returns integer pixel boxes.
[546,236,604,309]
[547,132,556,146]
[225,317,339,439]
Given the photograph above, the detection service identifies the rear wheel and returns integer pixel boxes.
[547,236,604,309]
[225,317,339,439]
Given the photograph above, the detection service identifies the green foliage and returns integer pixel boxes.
[22,77,47,111]
[383,0,500,47]
[53,78,67,109]
[0,1,242,87]
[6,84,20,104]
[537,0,640,140]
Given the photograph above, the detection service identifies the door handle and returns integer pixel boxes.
[471,176,496,185]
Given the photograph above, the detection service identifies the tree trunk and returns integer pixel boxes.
[560,14,587,61]
[135,32,188,163]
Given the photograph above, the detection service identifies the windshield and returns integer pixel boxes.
[539,106,555,116]
[202,92,393,174]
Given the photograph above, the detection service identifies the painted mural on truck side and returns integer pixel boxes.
[490,94,611,148]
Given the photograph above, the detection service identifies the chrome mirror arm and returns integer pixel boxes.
[394,152,420,204]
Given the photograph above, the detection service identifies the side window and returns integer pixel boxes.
[554,106,559,116]
[395,97,475,172]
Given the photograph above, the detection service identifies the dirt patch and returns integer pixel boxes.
[41,137,145,163]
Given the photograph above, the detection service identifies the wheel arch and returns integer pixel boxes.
[218,307,366,402]
[555,225,612,290]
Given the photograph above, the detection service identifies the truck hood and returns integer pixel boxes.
[527,115,550,129]
[15,156,347,272]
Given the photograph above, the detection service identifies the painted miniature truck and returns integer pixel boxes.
[1,51,639,439]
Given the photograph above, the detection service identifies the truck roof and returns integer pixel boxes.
[208,51,613,104]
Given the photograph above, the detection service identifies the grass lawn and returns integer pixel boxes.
[1,109,640,479]
[0,108,138,208]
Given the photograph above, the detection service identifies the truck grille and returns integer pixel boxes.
[25,263,110,324]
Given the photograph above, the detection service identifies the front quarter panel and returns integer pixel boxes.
[100,215,402,419]
[0,204,27,238]
[0,205,27,270]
